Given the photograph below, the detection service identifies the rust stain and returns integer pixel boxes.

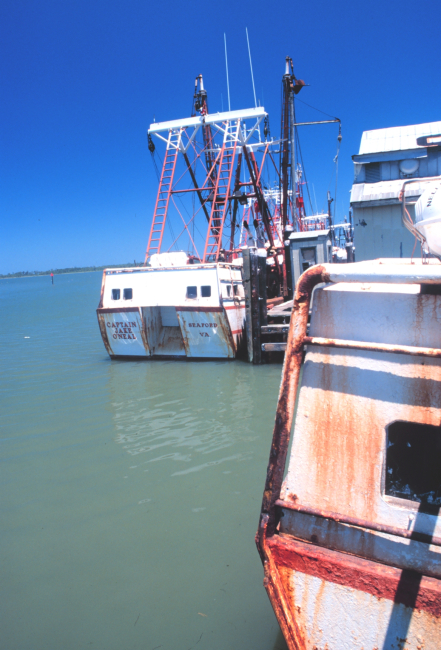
[278,564,309,644]
[156,326,185,354]
[97,270,106,309]
[141,307,162,356]
[96,312,113,356]
[176,312,191,356]
[217,309,236,356]
[256,265,331,650]
[304,363,380,522]
[139,308,151,355]
[261,518,308,650]
[258,264,330,536]
[303,336,441,359]
[266,534,441,619]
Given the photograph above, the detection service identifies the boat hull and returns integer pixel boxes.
[97,263,246,360]
[260,530,441,650]
[97,306,243,359]
[257,261,441,650]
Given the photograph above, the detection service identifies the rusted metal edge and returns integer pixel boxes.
[304,336,441,358]
[266,534,441,618]
[96,311,113,356]
[276,499,441,547]
[257,515,307,650]
[176,306,224,312]
[97,270,106,309]
[255,265,330,650]
[97,307,141,314]
[258,265,330,539]
[99,306,226,313]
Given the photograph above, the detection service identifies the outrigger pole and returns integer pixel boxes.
[144,79,273,266]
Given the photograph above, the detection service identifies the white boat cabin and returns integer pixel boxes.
[97,262,246,359]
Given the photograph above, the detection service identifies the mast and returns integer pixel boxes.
[280,57,305,232]
[144,81,269,265]
[193,75,218,193]
[280,58,291,233]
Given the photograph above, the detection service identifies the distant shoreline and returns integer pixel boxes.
[0,263,140,280]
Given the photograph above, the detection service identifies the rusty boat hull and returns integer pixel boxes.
[257,259,441,650]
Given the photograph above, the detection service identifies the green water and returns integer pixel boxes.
[1,272,287,650]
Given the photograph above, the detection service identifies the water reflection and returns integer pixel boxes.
[108,361,258,475]
[103,357,284,649]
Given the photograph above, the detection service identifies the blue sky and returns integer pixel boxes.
[1,0,440,274]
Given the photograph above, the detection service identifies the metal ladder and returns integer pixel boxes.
[144,129,182,262]
[203,121,239,262]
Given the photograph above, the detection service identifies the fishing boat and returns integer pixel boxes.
[96,257,245,359]
[97,58,350,360]
[256,181,441,648]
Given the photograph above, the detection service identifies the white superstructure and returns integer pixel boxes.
[97,262,246,359]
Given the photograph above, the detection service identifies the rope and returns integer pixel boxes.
[295,128,314,215]
[294,96,339,121]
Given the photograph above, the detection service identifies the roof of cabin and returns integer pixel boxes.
[359,121,441,155]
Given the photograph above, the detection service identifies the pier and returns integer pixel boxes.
[242,248,291,363]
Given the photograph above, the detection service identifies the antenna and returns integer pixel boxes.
[224,34,231,111]
[246,27,257,109]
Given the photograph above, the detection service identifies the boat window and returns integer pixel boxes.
[301,247,316,272]
[111,289,120,300]
[226,284,232,297]
[365,162,381,183]
[123,288,133,300]
[385,421,441,513]
[187,286,197,299]
[233,284,239,296]
[201,285,211,298]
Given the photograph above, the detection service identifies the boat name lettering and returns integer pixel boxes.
[188,322,218,328]
[106,321,137,328]
[106,321,137,340]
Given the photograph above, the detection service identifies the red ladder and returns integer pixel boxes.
[203,122,239,262]
[144,130,181,263]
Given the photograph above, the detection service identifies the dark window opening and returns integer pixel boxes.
[385,421,441,514]
[123,288,133,300]
[365,162,381,183]
[111,289,120,300]
[187,286,197,299]
[226,284,232,297]
[301,247,316,273]
[201,285,211,297]
[233,284,239,296]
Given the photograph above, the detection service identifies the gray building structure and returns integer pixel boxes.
[350,121,441,261]
[289,229,332,289]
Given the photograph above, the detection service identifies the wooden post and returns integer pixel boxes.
[257,251,268,329]
[243,249,267,364]
[242,249,254,363]
[250,251,261,364]
[242,248,268,364]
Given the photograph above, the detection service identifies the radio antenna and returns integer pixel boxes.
[246,27,257,108]
[224,33,231,111]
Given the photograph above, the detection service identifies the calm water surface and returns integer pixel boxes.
[1,272,288,650]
